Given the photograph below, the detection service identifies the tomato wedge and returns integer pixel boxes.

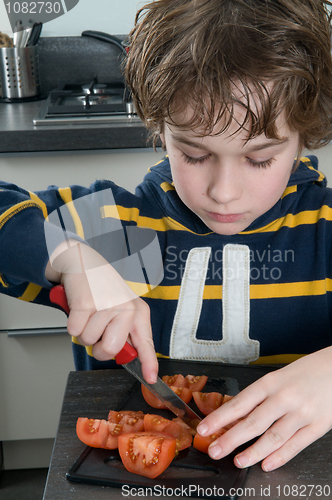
[144,414,192,451]
[77,414,146,450]
[193,428,227,454]
[162,374,208,392]
[192,391,223,415]
[76,418,111,449]
[141,384,192,409]
[184,375,208,392]
[108,410,144,432]
[118,431,177,478]
[172,417,197,436]
[162,374,187,387]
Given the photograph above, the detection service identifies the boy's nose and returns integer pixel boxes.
[208,163,242,204]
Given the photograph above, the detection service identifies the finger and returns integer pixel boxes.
[92,310,135,361]
[67,307,95,339]
[128,301,158,384]
[70,308,118,346]
[198,371,282,438]
[261,423,328,472]
[133,333,158,384]
[198,387,267,438]
[207,396,287,460]
[233,413,300,468]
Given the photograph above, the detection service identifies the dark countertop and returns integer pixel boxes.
[42,360,332,500]
[0,100,150,154]
[0,36,151,154]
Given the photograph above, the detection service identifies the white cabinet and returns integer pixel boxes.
[0,148,164,468]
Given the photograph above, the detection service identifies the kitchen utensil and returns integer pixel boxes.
[0,45,40,99]
[49,285,201,422]
[13,20,23,48]
[20,28,32,48]
[81,30,128,54]
[20,20,34,48]
[27,23,43,47]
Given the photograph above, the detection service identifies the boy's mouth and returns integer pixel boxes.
[207,212,244,223]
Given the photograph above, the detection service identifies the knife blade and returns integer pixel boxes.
[49,285,201,422]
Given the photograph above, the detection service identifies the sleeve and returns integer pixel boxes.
[0,180,121,294]
[0,179,148,302]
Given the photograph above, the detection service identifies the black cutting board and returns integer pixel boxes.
[66,361,279,498]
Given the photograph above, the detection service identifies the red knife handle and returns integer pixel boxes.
[49,284,138,365]
[50,284,70,315]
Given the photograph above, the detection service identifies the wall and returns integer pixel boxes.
[0,0,142,36]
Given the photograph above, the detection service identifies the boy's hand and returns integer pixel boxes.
[46,241,158,384]
[196,347,332,471]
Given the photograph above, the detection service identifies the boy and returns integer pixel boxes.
[1,0,332,472]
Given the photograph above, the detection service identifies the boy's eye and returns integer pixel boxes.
[247,157,274,169]
[182,153,210,165]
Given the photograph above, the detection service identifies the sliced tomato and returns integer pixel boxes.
[108,410,144,432]
[172,417,197,436]
[141,384,168,409]
[143,414,170,432]
[118,431,177,478]
[192,391,223,416]
[193,428,227,454]
[162,374,186,388]
[171,386,192,404]
[184,375,208,392]
[105,422,127,449]
[141,384,192,409]
[76,418,111,449]
[162,374,208,392]
[144,414,192,451]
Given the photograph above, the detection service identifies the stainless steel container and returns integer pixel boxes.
[0,46,40,99]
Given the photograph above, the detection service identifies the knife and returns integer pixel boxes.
[49,285,201,422]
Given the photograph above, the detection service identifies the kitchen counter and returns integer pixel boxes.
[0,36,152,154]
[0,100,150,154]
[42,360,332,500]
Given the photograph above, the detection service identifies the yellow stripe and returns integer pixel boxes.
[58,188,85,239]
[102,205,208,234]
[300,156,325,182]
[146,279,332,301]
[250,353,306,364]
[28,192,49,220]
[101,204,139,222]
[146,284,222,300]
[126,280,152,296]
[0,273,8,287]
[0,200,41,231]
[19,283,43,302]
[71,341,306,364]
[281,185,297,198]
[154,353,306,364]
[160,182,175,193]
[242,205,332,234]
[251,279,332,298]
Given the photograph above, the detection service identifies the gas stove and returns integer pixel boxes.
[33,78,141,126]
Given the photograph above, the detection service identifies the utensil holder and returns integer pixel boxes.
[0,46,40,99]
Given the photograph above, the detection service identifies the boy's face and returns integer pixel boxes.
[161,106,301,235]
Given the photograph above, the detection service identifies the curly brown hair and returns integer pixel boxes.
[125,0,332,149]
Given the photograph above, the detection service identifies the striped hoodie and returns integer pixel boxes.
[0,155,331,370]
